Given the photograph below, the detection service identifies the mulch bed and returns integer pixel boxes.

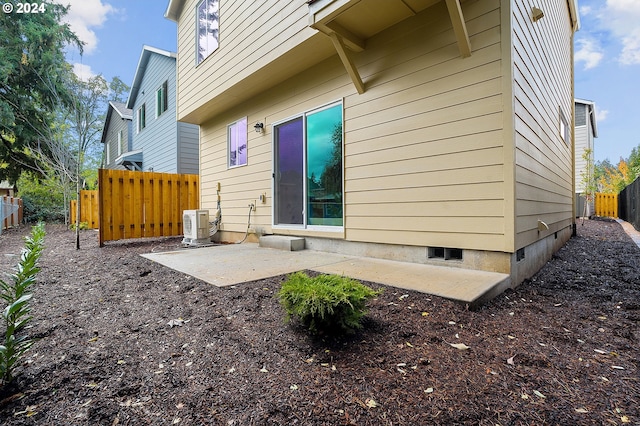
[0,218,638,425]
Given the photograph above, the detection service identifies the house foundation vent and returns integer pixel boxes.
[428,247,463,261]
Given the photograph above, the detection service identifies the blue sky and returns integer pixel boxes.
[61,0,639,163]
[59,0,176,93]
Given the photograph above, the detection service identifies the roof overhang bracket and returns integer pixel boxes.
[445,0,471,58]
[310,22,365,94]
[328,31,365,94]
[320,21,365,52]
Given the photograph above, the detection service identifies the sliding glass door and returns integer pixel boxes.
[273,103,343,228]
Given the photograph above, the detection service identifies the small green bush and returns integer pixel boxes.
[0,222,45,385]
[278,272,381,335]
[69,221,89,230]
[17,173,66,223]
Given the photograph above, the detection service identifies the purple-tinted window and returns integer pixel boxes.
[274,117,304,225]
[228,117,247,167]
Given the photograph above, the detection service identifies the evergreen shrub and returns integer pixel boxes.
[278,272,381,335]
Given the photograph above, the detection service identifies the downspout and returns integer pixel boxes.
[570,13,577,236]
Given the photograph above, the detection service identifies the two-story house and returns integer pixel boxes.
[165,0,579,289]
[102,45,200,175]
[101,101,134,169]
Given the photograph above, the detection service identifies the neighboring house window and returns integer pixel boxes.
[559,109,569,145]
[575,103,587,126]
[228,117,247,168]
[196,0,219,65]
[117,130,123,156]
[156,81,168,117]
[273,102,343,228]
[137,103,146,133]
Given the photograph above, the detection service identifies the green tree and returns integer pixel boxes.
[579,148,596,221]
[17,171,66,223]
[109,76,130,103]
[594,158,614,192]
[628,145,640,179]
[597,159,635,194]
[0,1,81,183]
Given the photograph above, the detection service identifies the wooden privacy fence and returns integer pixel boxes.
[594,193,618,218]
[98,169,199,246]
[1,196,23,234]
[70,190,99,229]
[619,177,639,233]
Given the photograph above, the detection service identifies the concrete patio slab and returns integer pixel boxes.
[142,243,510,306]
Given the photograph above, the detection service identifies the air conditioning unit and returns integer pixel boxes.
[182,209,210,246]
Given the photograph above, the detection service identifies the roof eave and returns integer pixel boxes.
[165,0,182,22]
[568,0,580,31]
[126,45,177,109]
[575,98,598,138]
[100,105,114,144]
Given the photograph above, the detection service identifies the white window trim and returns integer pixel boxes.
[227,117,248,168]
[156,81,168,118]
[559,109,569,145]
[137,103,146,133]
[196,0,220,66]
[271,100,344,232]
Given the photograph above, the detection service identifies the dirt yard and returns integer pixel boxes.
[0,218,638,425]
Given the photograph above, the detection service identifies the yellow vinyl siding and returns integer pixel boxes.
[347,146,503,181]
[511,0,573,249]
[346,182,504,207]
[176,1,333,123]
[347,199,503,218]
[342,1,505,251]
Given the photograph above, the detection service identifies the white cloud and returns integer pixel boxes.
[619,29,640,65]
[599,0,640,65]
[596,108,609,122]
[54,0,118,55]
[72,63,96,81]
[579,5,593,16]
[575,39,604,70]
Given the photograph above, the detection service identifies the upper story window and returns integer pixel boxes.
[156,81,168,117]
[137,103,146,133]
[117,130,123,155]
[197,0,219,65]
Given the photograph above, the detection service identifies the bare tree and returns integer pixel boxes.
[12,70,108,248]
[67,74,109,249]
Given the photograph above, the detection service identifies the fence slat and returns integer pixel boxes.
[97,169,199,246]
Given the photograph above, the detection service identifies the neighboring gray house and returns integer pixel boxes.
[125,45,199,174]
[1,180,15,197]
[575,98,598,217]
[101,101,134,170]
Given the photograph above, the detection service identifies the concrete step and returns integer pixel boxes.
[259,235,305,251]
